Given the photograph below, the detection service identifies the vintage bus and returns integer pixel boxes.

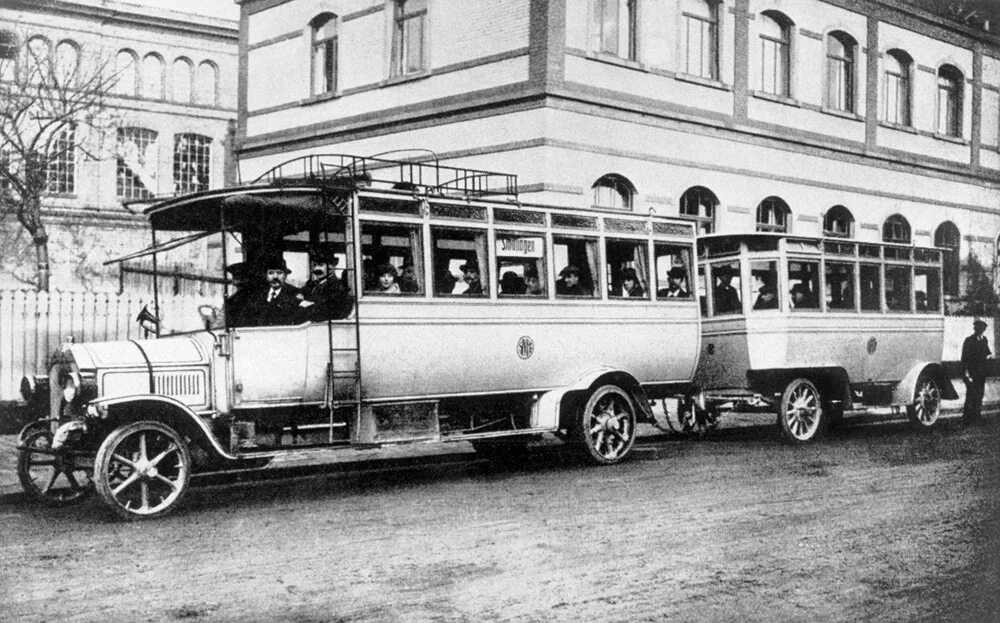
[688,233,957,443]
[16,155,701,519]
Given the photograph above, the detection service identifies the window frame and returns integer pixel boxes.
[391,0,428,78]
[44,123,76,195]
[882,49,912,126]
[679,185,718,235]
[823,205,854,238]
[311,13,338,96]
[934,221,960,298]
[825,31,856,113]
[936,64,963,137]
[116,127,159,200]
[756,196,790,233]
[592,174,635,211]
[759,11,791,97]
[882,214,911,245]
[172,133,211,194]
[682,0,718,80]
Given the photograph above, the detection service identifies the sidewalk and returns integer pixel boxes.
[2,377,997,501]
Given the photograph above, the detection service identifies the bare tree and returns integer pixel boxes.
[0,35,118,291]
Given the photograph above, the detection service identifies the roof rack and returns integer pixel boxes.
[249,154,519,200]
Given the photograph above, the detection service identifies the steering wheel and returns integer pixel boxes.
[197,304,224,330]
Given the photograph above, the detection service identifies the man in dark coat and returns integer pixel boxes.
[961,318,992,423]
[254,256,301,326]
[223,262,258,328]
[299,251,352,320]
[712,265,741,314]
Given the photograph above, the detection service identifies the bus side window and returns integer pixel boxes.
[914,266,940,312]
[711,261,742,315]
[654,243,692,300]
[885,265,912,311]
[859,264,881,311]
[825,262,856,311]
[553,236,599,297]
[431,227,489,297]
[750,261,779,311]
[496,233,546,297]
[361,222,424,296]
[788,260,820,310]
[606,238,648,299]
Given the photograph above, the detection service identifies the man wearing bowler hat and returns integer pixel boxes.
[712,264,741,314]
[223,261,258,328]
[255,255,301,326]
[961,318,992,423]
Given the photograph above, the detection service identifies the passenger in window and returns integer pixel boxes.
[790,283,818,309]
[659,267,690,298]
[399,262,420,293]
[435,265,458,295]
[915,291,928,311]
[500,271,527,295]
[299,250,352,320]
[224,262,258,328]
[254,256,301,325]
[461,262,484,296]
[753,283,778,310]
[525,267,544,295]
[619,268,645,298]
[712,266,741,314]
[374,264,401,294]
[556,265,587,296]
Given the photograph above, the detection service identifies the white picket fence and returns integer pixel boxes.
[0,289,213,402]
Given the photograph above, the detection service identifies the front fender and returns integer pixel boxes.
[892,363,959,405]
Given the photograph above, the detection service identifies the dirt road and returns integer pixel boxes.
[1,416,998,622]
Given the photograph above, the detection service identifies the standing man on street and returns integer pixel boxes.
[961,318,992,423]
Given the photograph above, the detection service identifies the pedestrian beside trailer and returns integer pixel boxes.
[961,318,992,423]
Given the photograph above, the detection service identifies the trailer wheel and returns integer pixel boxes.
[777,378,824,444]
[571,385,637,465]
[17,429,93,506]
[94,421,191,520]
[907,374,941,429]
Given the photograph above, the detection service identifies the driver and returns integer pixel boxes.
[223,262,258,328]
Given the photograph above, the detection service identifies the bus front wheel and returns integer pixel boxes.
[571,385,637,465]
[777,378,824,444]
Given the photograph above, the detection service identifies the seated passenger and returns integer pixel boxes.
[619,268,645,298]
[556,265,588,296]
[435,266,458,295]
[712,266,741,314]
[373,264,401,294]
[399,262,420,293]
[753,283,778,310]
[461,262,484,296]
[500,271,527,295]
[253,256,302,326]
[790,283,818,309]
[658,266,690,298]
[299,250,352,320]
[524,267,544,295]
[224,262,258,328]
[916,290,928,311]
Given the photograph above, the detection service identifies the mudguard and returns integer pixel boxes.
[892,362,958,405]
[535,367,652,430]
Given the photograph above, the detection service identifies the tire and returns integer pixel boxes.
[17,420,52,445]
[776,378,824,444]
[570,385,637,465]
[907,374,941,430]
[94,421,192,521]
[17,429,93,506]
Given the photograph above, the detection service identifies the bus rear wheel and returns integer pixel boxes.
[572,385,637,465]
[907,374,941,429]
[777,378,824,444]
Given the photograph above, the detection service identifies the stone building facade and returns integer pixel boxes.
[0,0,238,292]
[236,0,999,308]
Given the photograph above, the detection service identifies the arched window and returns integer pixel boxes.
[824,205,854,238]
[590,0,639,60]
[142,53,164,99]
[45,123,76,195]
[117,127,159,200]
[173,133,211,193]
[882,214,911,244]
[114,49,138,96]
[592,174,635,210]
[311,13,338,95]
[682,0,719,79]
[0,30,18,82]
[756,196,790,233]
[759,11,792,97]
[172,57,193,103]
[934,221,961,297]
[195,61,218,105]
[25,36,51,83]
[825,31,856,112]
[679,185,718,234]
[391,0,427,77]
[937,65,963,137]
[53,40,78,82]
[883,49,911,126]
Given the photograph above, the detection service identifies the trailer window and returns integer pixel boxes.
[496,233,546,297]
[654,243,693,299]
[788,260,820,310]
[750,261,779,311]
[361,222,423,296]
[711,261,741,315]
[432,227,488,297]
[553,236,599,297]
[606,238,649,299]
[825,262,855,311]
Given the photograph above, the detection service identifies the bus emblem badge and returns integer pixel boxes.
[867,337,878,354]
[517,336,535,360]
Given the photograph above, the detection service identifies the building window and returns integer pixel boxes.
[142,53,165,99]
[195,61,218,106]
[682,0,718,79]
[114,49,138,96]
[45,124,75,195]
[936,65,963,137]
[0,30,17,60]
[756,196,790,233]
[590,0,638,60]
[759,11,791,97]
[173,133,210,194]
[171,58,193,103]
[883,49,911,126]
[0,148,13,191]
[934,221,960,297]
[391,0,427,77]
[825,31,856,112]
[592,174,635,210]
[117,127,158,200]
[679,185,718,234]
[311,13,338,95]
[54,40,78,82]
[823,205,854,238]
[25,36,51,84]
[882,214,911,244]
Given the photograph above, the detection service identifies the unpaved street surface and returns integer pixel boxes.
[1,416,998,622]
